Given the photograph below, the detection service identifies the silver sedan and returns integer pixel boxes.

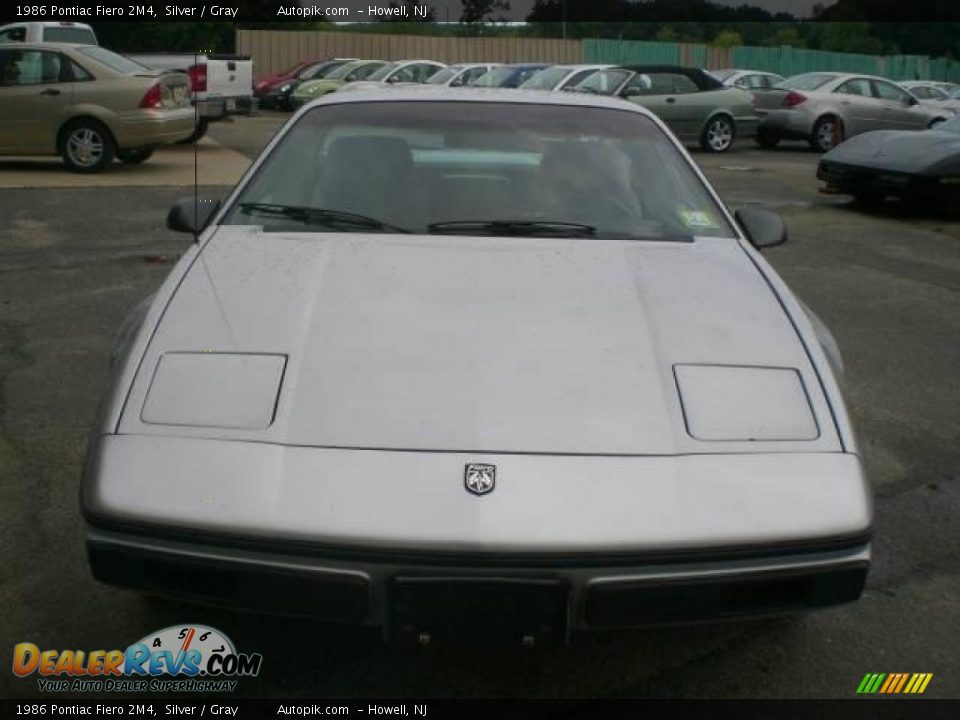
[755,72,953,152]
[82,88,872,644]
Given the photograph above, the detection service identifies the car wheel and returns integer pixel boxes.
[701,115,736,153]
[117,147,155,165]
[60,119,116,173]
[811,116,842,153]
[755,130,780,149]
[928,117,947,129]
[177,118,209,145]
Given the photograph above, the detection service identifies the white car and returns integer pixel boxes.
[899,81,960,114]
[336,59,445,92]
[83,88,871,644]
[710,68,785,92]
[518,64,613,91]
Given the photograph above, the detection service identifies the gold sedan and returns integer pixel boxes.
[0,42,195,172]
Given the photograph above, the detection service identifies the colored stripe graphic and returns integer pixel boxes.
[857,673,933,695]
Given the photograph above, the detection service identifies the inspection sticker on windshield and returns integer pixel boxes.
[678,209,720,229]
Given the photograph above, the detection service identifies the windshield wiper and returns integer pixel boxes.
[238,203,411,233]
[427,220,597,237]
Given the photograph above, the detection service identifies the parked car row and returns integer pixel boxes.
[257,57,958,157]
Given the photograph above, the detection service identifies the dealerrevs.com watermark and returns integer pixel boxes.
[12,624,261,694]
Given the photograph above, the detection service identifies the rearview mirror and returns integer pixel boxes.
[735,207,787,249]
[166,197,221,235]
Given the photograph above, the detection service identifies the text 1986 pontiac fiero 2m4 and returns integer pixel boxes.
[82,88,872,645]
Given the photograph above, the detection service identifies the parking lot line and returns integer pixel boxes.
[0,137,251,190]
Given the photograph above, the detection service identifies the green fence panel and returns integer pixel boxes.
[584,37,960,84]
[583,38,680,65]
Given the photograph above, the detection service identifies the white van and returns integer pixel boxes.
[0,22,98,45]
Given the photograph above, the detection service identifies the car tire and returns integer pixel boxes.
[928,117,947,129]
[117,147,155,165]
[755,130,780,149]
[177,118,209,145]
[811,116,843,153]
[700,115,736,153]
[60,119,116,173]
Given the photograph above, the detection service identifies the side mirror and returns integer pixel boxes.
[735,207,787,249]
[166,197,221,235]
[907,95,919,106]
[621,86,641,98]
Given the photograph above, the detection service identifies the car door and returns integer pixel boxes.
[831,77,878,136]
[0,48,74,154]
[872,79,927,129]
[621,72,701,139]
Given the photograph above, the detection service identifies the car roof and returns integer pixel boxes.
[0,41,89,51]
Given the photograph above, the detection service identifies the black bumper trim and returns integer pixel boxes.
[585,562,868,627]
[88,540,372,623]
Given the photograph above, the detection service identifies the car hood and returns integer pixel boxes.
[823,129,960,174]
[294,79,345,95]
[119,229,839,455]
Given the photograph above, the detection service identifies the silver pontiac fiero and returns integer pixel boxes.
[82,88,872,644]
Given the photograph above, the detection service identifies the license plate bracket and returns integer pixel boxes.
[389,577,569,647]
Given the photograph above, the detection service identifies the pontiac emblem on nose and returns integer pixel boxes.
[464,463,496,496]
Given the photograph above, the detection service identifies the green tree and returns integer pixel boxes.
[764,27,805,48]
[711,30,743,48]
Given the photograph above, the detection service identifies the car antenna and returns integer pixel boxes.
[193,49,200,243]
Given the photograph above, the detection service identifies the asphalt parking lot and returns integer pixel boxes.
[1,112,958,699]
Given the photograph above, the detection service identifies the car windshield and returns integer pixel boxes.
[777,73,838,91]
[78,46,147,73]
[325,61,367,80]
[947,88,960,99]
[519,67,571,90]
[472,66,518,87]
[365,62,399,82]
[426,65,463,84]
[299,61,341,80]
[710,69,737,81]
[573,69,633,95]
[221,101,735,241]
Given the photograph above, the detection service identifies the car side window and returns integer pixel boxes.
[873,80,911,103]
[461,66,488,84]
[66,58,93,82]
[416,64,442,82]
[835,78,872,96]
[925,87,947,100]
[0,27,27,42]
[738,75,766,90]
[0,50,65,86]
[635,73,698,95]
[561,69,594,89]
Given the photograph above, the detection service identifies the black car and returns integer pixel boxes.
[261,59,353,110]
[817,115,960,205]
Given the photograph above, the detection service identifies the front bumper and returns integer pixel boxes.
[82,434,872,639]
[88,528,869,641]
[817,160,955,199]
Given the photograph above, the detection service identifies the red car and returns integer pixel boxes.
[254,58,326,97]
